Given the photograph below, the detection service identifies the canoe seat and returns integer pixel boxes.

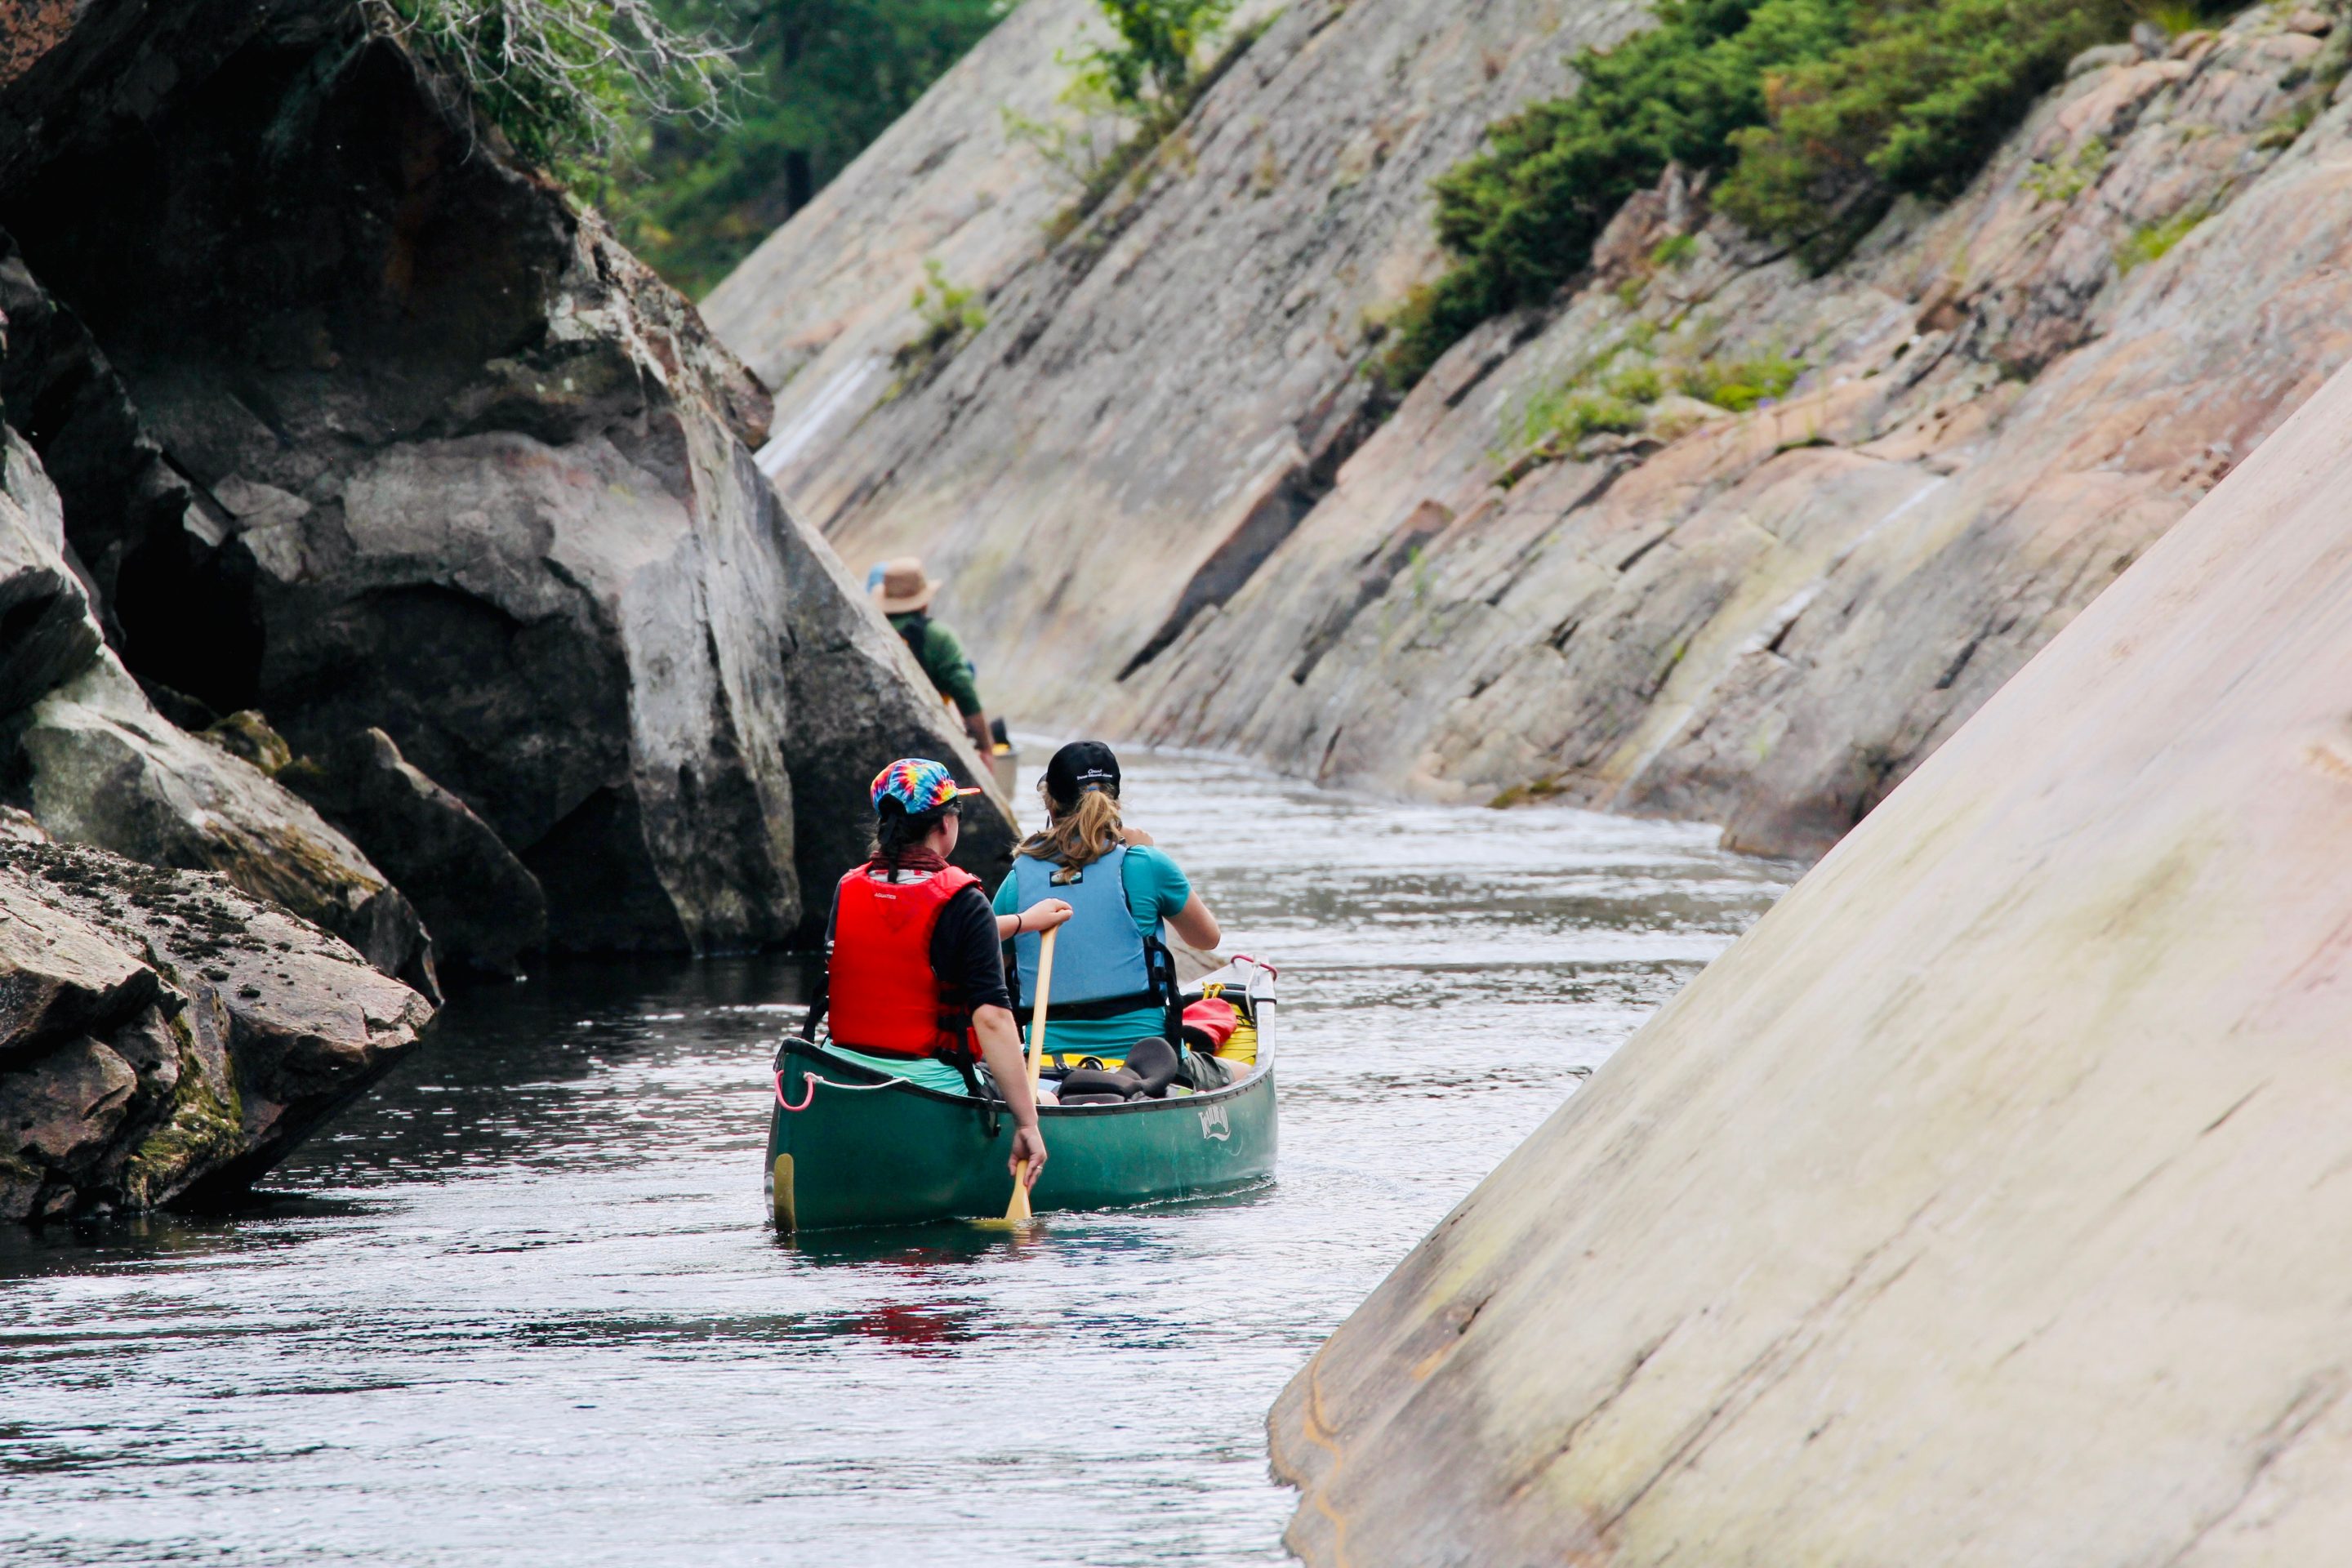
[1056,1036,1182,1102]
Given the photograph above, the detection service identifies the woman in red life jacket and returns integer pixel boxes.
[825,758,1071,1188]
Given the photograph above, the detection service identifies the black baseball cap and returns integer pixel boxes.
[1045,740,1121,800]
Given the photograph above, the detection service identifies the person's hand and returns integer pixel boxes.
[1120,825,1156,846]
[1021,898,1075,932]
[1009,1122,1048,1186]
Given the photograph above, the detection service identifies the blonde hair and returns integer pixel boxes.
[1020,785,1123,870]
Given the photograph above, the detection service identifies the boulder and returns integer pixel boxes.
[0,838,434,1221]
[281,728,548,982]
[0,229,218,673]
[1270,360,2352,1563]
[0,7,1015,952]
[0,865,159,1067]
[0,424,99,718]
[11,650,436,998]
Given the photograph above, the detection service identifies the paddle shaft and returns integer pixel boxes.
[1004,925,1056,1221]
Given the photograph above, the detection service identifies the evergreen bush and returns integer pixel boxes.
[611,0,1010,295]
[1379,0,2152,391]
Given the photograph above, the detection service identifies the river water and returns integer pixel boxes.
[0,753,1789,1566]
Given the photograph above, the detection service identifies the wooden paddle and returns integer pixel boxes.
[1004,924,1057,1223]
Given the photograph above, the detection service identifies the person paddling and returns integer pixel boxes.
[872,558,997,764]
[822,759,1071,1187]
[992,742,1233,1091]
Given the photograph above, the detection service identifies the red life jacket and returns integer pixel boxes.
[827,864,984,1058]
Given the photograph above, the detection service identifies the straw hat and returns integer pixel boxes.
[871,557,937,614]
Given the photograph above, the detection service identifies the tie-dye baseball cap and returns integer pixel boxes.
[870,757,965,815]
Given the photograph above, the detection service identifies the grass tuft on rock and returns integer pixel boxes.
[887,258,988,395]
[2114,207,2206,273]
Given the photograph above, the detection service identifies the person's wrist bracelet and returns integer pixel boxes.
[1013,912,1023,934]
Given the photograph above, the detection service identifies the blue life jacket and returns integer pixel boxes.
[1009,846,1168,1022]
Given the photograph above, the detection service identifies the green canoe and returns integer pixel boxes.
[764,960,1278,1232]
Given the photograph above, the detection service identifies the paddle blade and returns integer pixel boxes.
[1004,1160,1033,1223]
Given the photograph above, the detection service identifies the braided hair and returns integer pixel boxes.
[872,797,953,877]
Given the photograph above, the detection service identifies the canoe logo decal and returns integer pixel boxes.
[1198,1102,1231,1142]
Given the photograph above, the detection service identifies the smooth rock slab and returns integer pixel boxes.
[1269,359,2352,1565]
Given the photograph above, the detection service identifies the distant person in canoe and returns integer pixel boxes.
[822,759,1071,1186]
[871,558,997,764]
[994,742,1236,1093]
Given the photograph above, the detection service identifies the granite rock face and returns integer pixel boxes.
[711,0,1637,728]
[14,651,438,997]
[0,0,1013,953]
[717,0,2352,859]
[281,728,548,982]
[0,391,435,993]
[1266,350,2352,1568]
[0,839,434,1223]
[0,425,98,717]
[1117,7,2352,856]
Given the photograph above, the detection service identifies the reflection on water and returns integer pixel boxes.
[0,753,1791,1566]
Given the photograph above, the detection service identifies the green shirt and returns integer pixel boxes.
[991,845,1194,1059]
[888,612,983,717]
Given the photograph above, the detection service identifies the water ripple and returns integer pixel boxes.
[0,752,1789,1566]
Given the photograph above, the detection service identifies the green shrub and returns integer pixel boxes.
[1522,388,1648,449]
[889,257,987,393]
[1650,232,1701,269]
[1010,3,1263,246]
[364,0,735,180]
[912,257,985,340]
[2137,0,2203,36]
[1379,0,1851,390]
[1605,363,1667,403]
[2023,134,2109,203]
[1717,0,2132,264]
[1377,0,2160,390]
[1074,0,1238,110]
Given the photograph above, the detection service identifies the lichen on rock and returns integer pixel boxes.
[0,839,432,1221]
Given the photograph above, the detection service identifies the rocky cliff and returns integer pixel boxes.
[0,0,1009,1217]
[1263,349,2352,1567]
[0,1,1016,955]
[715,0,2352,860]
[709,0,1634,721]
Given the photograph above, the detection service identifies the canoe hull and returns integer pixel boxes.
[766,1041,1278,1231]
